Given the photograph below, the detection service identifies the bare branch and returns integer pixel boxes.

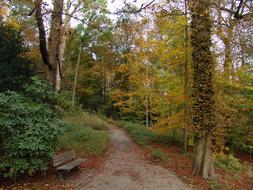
[103,0,156,15]
[234,0,244,19]
[211,1,253,20]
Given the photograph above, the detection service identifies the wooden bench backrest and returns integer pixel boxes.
[53,151,76,167]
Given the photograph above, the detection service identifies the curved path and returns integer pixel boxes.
[77,125,192,190]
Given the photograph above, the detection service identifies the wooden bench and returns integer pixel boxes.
[53,150,85,179]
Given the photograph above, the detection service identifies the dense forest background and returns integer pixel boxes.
[0,0,252,187]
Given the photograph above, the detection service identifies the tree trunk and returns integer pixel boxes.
[224,38,232,79]
[192,133,215,179]
[103,62,107,106]
[35,0,50,68]
[223,19,235,81]
[183,0,190,153]
[72,40,83,106]
[145,62,149,127]
[216,1,236,81]
[59,0,83,74]
[190,0,216,179]
[35,0,63,90]
[47,0,63,91]
[146,95,149,127]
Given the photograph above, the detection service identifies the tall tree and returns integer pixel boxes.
[60,0,83,75]
[190,0,215,179]
[215,0,238,81]
[183,0,190,153]
[35,0,63,90]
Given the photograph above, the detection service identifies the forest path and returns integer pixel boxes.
[74,125,192,190]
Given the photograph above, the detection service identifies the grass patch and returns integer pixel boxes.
[208,179,228,190]
[181,151,194,159]
[58,112,109,156]
[121,122,183,147]
[152,148,168,161]
[121,122,157,145]
[63,111,111,130]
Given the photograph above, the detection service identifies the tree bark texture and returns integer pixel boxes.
[223,20,234,80]
[216,1,236,80]
[35,0,51,68]
[35,0,63,90]
[190,0,216,179]
[59,0,82,75]
[48,0,63,91]
[72,40,83,106]
[183,0,190,153]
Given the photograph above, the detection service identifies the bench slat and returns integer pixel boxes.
[53,151,75,167]
[56,158,85,171]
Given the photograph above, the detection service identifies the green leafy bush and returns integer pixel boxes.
[155,128,183,146]
[0,23,35,92]
[214,153,242,172]
[0,78,65,178]
[152,148,167,161]
[24,76,59,105]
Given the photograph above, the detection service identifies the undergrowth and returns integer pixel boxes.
[0,77,66,178]
[121,122,156,145]
[58,112,109,156]
[63,111,111,130]
[121,122,183,146]
[208,179,228,190]
[214,153,242,172]
[152,148,168,161]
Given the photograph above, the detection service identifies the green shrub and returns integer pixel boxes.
[121,122,157,145]
[0,23,35,93]
[121,122,183,146]
[0,92,65,177]
[155,128,183,146]
[58,124,109,156]
[181,151,194,159]
[214,153,242,172]
[58,90,77,111]
[152,148,167,161]
[209,179,228,190]
[24,76,59,105]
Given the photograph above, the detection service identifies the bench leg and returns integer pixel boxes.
[57,166,81,180]
[57,171,64,181]
[73,166,79,172]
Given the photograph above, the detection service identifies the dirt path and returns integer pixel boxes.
[76,125,192,190]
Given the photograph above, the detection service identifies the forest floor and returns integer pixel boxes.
[143,144,253,190]
[1,123,252,190]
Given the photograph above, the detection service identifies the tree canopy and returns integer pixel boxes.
[0,0,252,188]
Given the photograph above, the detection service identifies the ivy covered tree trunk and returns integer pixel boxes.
[190,0,216,179]
[183,0,190,153]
